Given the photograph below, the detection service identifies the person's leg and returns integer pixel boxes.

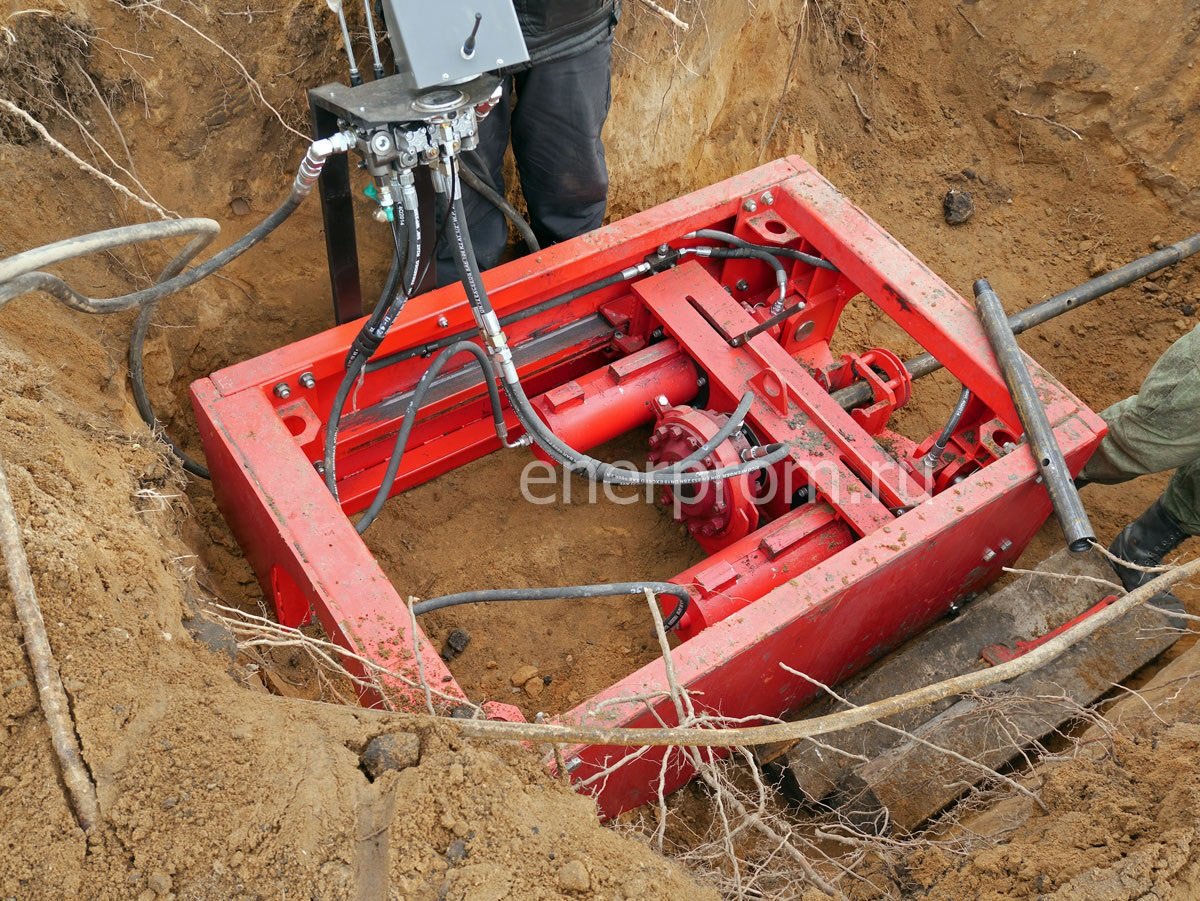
[1163,460,1200,536]
[509,34,612,248]
[1083,324,1200,588]
[435,78,512,286]
[1082,324,1200,487]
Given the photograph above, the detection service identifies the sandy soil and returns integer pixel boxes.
[0,0,1198,896]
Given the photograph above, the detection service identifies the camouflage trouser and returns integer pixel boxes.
[1081,323,1200,535]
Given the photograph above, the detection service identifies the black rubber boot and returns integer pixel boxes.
[1108,498,1188,592]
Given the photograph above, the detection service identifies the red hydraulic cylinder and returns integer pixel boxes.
[669,503,854,640]
[529,339,700,456]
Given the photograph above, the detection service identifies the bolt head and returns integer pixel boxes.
[743,199,758,213]
[370,132,393,155]
[299,372,316,390]
[437,316,450,328]
[761,191,775,206]
[982,548,997,562]
[273,382,291,400]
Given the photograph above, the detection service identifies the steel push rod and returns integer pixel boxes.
[974,278,1095,554]
[831,233,1200,410]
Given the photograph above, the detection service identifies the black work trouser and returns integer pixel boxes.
[436,34,613,285]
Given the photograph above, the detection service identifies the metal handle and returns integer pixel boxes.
[974,278,1095,554]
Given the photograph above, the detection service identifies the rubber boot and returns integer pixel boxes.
[1108,498,1188,592]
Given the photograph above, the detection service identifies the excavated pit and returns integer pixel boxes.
[2,0,1199,895]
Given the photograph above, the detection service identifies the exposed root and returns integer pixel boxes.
[0,456,100,832]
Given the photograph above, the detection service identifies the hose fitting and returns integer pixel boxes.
[294,131,356,197]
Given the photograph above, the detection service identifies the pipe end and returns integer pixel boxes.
[1068,536,1095,554]
[972,278,992,297]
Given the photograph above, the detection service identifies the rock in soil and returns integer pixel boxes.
[360,732,421,780]
[509,664,538,687]
[441,627,471,662]
[942,188,975,225]
[557,859,591,893]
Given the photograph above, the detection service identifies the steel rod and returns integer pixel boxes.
[974,278,1095,554]
[831,233,1200,410]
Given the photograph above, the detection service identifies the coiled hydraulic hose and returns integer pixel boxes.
[412,582,691,631]
[446,185,791,487]
[0,133,354,479]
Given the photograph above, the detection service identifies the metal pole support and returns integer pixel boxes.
[974,278,1095,554]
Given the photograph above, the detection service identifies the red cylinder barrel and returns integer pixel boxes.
[668,502,854,639]
[529,340,700,457]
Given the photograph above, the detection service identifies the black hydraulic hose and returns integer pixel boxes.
[127,188,318,478]
[322,355,366,498]
[684,244,788,313]
[923,386,971,469]
[355,341,507,533]
[412,582,692,631]
[687,228,838,272]
[0,218,221,478]
[447,190,791,486]
[459,157,540,255]
[329,199,432,496]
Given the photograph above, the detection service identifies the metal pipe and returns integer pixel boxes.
[974,278,1095,554]
[831,233,1200,410]
[361,0,385,79]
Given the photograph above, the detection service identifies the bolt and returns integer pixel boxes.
[369,131,393,155]
[613,330,624,340]
[437,315,450,328]
[649,433,661,448]
[273,382,291,400]
[655,394,669,407]
[743,198,758,213]
[313,460,326,474]
[657,243,670,257]
[999,538,1013,552]
[736,278,750,292]
[299,372,316,390]
[761,191,775,206]
[982,548,997,562]
[713,499,726,513]
[697,376,707,388]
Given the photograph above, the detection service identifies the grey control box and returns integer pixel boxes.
[380,1,529,90]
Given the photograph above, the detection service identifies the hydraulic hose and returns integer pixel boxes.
[923,386,971,470]
[681,244,789,314]
[354,341,508,533]
[412,582,691,631]
[447,187,791,487]
[686,228,838,271]
[326,193,428,497]
[2,133,354,479]
[459,157,540,255]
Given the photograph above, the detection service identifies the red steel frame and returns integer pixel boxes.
[191,157,1106,817]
